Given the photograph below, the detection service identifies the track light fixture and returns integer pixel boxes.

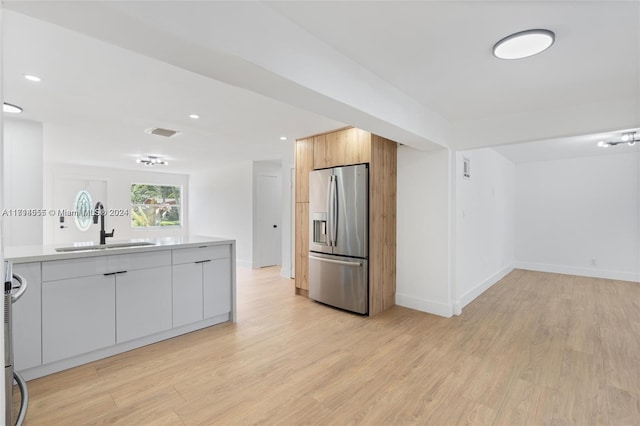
[136,156,168,166]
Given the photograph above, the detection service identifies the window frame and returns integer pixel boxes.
[130,183,183,229]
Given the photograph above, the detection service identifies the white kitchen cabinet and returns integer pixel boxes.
[42,274,116,363]
[203,258,231,319]
[116,266,172,343]
[172,262,204,327]
[12,262,42,371]
[172,245,231,326]
[7,238,235,380]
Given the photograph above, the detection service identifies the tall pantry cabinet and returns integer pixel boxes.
[294,127,397,316]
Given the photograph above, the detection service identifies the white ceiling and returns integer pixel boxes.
[493,128,640,164]
[269,1,638,122]
[2,1,639,173]
[2,10,346,173]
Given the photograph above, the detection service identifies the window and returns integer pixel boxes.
[131,184,182,228]
[74,190,93,231]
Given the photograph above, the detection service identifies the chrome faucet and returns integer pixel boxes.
[93,201,114,245]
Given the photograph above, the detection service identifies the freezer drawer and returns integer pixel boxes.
[308,253,368,314]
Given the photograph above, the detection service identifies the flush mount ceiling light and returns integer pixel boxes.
[597,132,638,148]
[3,103,23,114]
[493,29,555,60]
[136,156,169,166]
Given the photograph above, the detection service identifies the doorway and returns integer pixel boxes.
[253,161,282,268]
[53,177,107,245]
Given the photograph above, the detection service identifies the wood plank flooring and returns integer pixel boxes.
[13,268,640,425]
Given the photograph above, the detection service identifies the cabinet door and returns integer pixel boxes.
[12,263,42,371]
[203,258,231,319]
[315,128,371,168]
[42,275,115,363]
[116,266,172,343]
[172,262,203,327]
[295,202,309,290]
[312,134,329,169]
[295,138,314,203]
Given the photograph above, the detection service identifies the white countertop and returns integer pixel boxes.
[5,235,235,263]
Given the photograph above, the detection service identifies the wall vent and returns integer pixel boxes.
[145,127,181,138]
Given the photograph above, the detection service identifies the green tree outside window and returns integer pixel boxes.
[131,184,182,227]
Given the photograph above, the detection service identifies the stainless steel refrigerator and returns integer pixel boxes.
[308,164,368,314]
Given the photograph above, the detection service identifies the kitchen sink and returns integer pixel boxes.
[55,242,156,252]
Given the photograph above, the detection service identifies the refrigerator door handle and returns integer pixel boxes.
[14,370,29,426]
[330,175,338,246]
[309,255,362,267]
[326,175,333,246]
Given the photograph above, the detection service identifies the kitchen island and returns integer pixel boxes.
[6,236,236,380]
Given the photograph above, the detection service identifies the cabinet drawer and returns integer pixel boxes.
[110,250,171,272]
[43,250,171,281]
[172,245,230,265]
[43,256,109,281]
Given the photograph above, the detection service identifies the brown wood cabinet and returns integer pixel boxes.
[294,127,397,316]
[294,202,309,294]
[313,128,371,169]
[295,138,314,203]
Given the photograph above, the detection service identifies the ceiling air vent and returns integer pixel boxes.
[145,127,181,138]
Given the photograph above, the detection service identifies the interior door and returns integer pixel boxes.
[255,175,282,267]
[53,178,107,245]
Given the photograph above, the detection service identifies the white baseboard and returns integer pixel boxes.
[280,267,293,279]
[395,293,453,318]
[18,313,230,381]
[236,259,252,269]
[454,264,514,314]
[515,261,640,283]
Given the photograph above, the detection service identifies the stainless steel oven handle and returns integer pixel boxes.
[309,255,362,267]
[11,273,27,303]
[14,370,29,426]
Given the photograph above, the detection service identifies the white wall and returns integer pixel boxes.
[3,118,44,246]
[455,148,516,313]
[515,152,640,282]
[281,141,295,278]
[43,163,189,245]
[189,161,253,268]
[396,146,453,317]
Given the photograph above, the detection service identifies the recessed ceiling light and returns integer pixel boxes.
[280,136,287,141]
[189,114,199,119]
[493,29,555,60]
[24,74,41,82]
[3,103,23,114]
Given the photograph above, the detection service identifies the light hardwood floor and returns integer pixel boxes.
[13,268,640,425]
